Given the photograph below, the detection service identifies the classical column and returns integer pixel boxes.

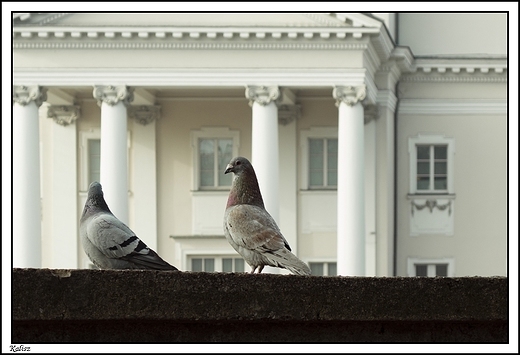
[13,85,47,268]
[333,85,366,276]
[245,85,281,222]
[93,85,133,224]
[128,105,160,250]
[278,104,301,252]
[46,104,81,268]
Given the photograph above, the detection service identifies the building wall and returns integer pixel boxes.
[396,81,507,276]
[14,13,507,276]
[398,13,507,56]
[155,98,252,265]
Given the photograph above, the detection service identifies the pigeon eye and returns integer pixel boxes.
[236,161,241,166]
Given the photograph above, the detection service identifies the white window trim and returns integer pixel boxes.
[300,127,338,191]
[191,127,240,191]
[407,257,455,277]
[408,134,455,195]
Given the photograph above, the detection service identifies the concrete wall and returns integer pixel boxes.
[12,268,508,343]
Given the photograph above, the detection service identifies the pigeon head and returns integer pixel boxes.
[224,157,264,209]
[224,156,252,176]
[85,181,111,213]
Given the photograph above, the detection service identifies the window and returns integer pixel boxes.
[407,258,455,277]
[416,145,448,192]
[309,138,338,188]
[189,256,245,273]
[309,262,337,276]
[191,127,239,191]
[80,129,101,191]
[300,127,338,190]
[414,263,448,277]
[88,139,101,184]
[199,138,233,188]
[409,134,455,195]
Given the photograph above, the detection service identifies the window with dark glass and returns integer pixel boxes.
[416,144,448,192]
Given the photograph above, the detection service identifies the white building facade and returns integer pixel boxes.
[12,13,508,276]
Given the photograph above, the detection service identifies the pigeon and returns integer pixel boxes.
[223,156,311,276]
[80,181,178,270]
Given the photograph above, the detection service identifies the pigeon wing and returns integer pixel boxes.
[225,204,290,253]
[87,213,176,270]
[86,213,142,259]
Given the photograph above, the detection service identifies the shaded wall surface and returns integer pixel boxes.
[12,269,507,343]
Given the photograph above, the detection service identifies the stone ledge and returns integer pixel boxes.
[12,268,508,342]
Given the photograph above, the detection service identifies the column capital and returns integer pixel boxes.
[245,85,281,107]
[47,105,80,126]
[13,85,47,107]
[363,104,379,124]
[128,105,161,125]
[93,85,134,107]
[278,104,301,125]
[333,85,366,107]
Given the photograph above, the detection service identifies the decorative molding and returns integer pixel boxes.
[411,199,452,216]
[400,75,507,83]
[47,105,80,126]
[399,99,507,115]
[333,85,366,107]
[363,104,379,124]
[245,86,281,107]
[128,105,161,125]
[13,41,371,51]
[92,85,134,107]
[12,85,47,107]
[14,68,368,87]
[278,104,301,125]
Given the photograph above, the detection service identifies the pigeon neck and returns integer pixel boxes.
[84,194,112,216]
[226,170,265,209]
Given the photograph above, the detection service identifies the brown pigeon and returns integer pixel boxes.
[223,156,311,275]
[80,181,178,270]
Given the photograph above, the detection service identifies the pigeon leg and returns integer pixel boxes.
[250,266,257,274]
[257,265,264,274]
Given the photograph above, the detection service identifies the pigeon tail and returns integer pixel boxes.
[264,249,312,276]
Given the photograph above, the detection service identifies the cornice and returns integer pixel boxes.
[13,41,370,50]
[12,26,381,45]
[13,68,369,87]
[399,58,507,83]
[399,99,507,115]
[400,75,507,83]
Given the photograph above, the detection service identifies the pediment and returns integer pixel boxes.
[13,12,381,29]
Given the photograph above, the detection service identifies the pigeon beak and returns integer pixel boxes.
[224,163,233,174]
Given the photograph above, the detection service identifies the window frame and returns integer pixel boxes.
[191,127,240,191]
[187,254,246,273]
[79,128,131,192]
[407,257,455,277]
[79,129,101,192]
[300,127,338,191]
[308,261,338,276]
[408,134,455,195]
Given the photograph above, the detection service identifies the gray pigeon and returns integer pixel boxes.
[223,156,311,276]
[80,181,178,270]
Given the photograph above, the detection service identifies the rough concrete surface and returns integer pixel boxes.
[11,268,508,343]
